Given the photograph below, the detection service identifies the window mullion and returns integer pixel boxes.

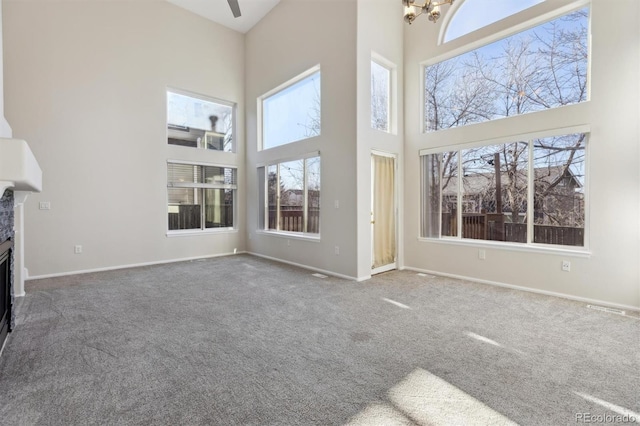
[527,140,535,244]
[457,152,462,239]
[303,160,308,233]
[438,155,444,238]
[276,164,281,231]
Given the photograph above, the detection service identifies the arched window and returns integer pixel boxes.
[443,0,544,43]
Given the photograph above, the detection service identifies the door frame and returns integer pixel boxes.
[371,150,398,275]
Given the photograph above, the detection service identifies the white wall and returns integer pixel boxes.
[355,0,404,279]
[244,0,359,278]
[403,0,640,309]
[4,0,246,277]
[0,0,11,138]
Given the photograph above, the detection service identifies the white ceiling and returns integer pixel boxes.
[167,0,281,34]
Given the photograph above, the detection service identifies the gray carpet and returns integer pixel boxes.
[0,254,638,425]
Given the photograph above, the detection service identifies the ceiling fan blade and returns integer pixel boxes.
[227,0,241,18]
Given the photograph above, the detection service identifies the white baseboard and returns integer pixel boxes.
[24,251,247,283]
[403,266,640,313]
[247,252,360,281]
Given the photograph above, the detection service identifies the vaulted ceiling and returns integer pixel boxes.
[167,0,281,33]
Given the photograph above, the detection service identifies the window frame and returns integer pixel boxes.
[421,2,591,134]
[166,160,238,236]
[257,65,321,151]
[370,53,396,134]
[258,152,321,239]
[419,127,590,253]
[439,0,545,44]
[166,87,237,153]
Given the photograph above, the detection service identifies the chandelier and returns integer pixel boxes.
[403,0,454,24]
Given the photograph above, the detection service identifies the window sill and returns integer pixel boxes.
[417,236,591,258]
[256,230,321,242]
[167,228,237,238]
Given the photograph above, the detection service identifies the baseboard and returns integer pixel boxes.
[247,252,360,281]
[403,266,640,313]
[25,251,248,282]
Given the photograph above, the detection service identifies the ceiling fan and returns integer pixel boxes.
[227,0,241,18]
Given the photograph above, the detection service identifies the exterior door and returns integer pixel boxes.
[371,152,397,274]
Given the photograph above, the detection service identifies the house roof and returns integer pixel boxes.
[442,165,581,195]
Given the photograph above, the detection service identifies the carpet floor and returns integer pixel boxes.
[0,254,638,425]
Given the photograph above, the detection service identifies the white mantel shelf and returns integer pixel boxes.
[0,138,43,196]
[0,137,42,298]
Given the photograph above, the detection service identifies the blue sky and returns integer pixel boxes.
[263,72,320,150]
[445,0,544,42]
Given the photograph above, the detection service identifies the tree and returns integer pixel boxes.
[428,10,588,235]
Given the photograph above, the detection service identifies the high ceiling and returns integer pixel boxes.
[166,0,281,34]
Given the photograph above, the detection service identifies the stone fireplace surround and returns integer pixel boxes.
[0,189,14,333]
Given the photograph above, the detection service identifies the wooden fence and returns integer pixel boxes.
[168,204,233,230]
[443,213,583,246]
[268,209,320,233]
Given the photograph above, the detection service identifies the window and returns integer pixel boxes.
[444,0,544,42]
[260,68,321,150]
[260,156,320,235]
[425,8,589,132]
[167,90,234,152]
[371,59,391,132]
[167,163,237,232]
[421,133,586,247]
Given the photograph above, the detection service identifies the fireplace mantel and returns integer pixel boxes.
[0,138,42,298]
[0,138,42,196]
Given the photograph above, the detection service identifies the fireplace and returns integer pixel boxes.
[0,238,11,349]
[0,139,42,353]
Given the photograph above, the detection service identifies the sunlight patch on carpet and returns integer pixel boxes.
[389,369,517,426]
[347,368,516,425]
[382,298,411,310]
[574,391,640,420]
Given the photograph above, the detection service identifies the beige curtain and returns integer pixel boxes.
[373,155,396,269]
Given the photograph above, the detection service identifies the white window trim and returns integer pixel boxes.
[417,236,591,258]
[166,87,237,153]
[436,0,590,49]
[422,1,592,134]
[419,125,590,156]
[255,230,321,242]
[167,229,239,238]
[257,65,321,151]
[419,128,590,251]
[166,160,238,234]
[371,52,397,135]
[260,153,321,238]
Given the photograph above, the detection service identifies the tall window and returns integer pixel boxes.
[167,163,237,232]
[261,156,321,235]
[371,59,391,132]
[421,133,586,247]
[167,90,234,152]
[260,67,321,150]
[425,8,589,132]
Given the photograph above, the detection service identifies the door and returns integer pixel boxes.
[371,152,397,274]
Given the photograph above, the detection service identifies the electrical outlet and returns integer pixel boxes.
[335,246,340,255]
[478,249,486,260]
[287,239,291,247]
[334,200,339,209]
[74,245,82,254]
[39,201,51,210]
[562,260,571,272]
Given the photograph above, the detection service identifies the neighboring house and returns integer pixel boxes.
[441,165,583,227]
